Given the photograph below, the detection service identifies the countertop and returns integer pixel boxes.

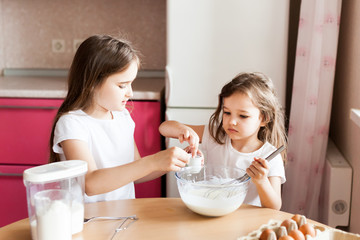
[0,76,164,101]
[0,198,331,240]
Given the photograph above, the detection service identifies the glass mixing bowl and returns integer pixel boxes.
[175,165,250,217]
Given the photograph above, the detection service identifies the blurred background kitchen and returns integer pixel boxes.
[0,0,359,235]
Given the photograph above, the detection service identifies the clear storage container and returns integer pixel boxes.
[23,160,87,240]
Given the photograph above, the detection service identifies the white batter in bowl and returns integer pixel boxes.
[175,166,250,217]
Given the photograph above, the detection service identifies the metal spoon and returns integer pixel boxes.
[84,215,137,224]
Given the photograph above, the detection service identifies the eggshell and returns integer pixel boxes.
[278,236,295,240]
[288,229,305,240]
[259,228,276,240]
[299,223,316,237]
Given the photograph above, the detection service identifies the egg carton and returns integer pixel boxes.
[237,219,360,240]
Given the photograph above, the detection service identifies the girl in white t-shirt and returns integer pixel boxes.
[49,35,189,203]
[159,72,287,210]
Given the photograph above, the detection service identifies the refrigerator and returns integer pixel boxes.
[165,0,289,197]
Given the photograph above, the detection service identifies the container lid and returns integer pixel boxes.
[23,160,88,183]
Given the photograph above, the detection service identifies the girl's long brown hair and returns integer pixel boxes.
[208,72,287,162]
[49,35,140,163]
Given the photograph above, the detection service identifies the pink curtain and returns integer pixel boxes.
[282,0,342,221]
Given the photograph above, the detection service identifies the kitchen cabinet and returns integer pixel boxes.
[0,97,163,227]
[0,97,63,227]
[0,165,34,227]
[129,101,163,198]
[0,98,63,165]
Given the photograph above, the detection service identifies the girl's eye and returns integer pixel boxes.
[118,84,126,89]
[240,115,249,119]
[223,111,230,115]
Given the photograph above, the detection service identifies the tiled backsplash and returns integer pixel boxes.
[0,0,166,74]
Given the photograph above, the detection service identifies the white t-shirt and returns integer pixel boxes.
[53,109,136,203]
[200,125,286,207]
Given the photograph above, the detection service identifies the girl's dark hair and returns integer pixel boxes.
[49,35,140,162]
[208,72,287,161]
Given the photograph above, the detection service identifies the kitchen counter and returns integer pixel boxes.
[0,76,164,100]
[0,198,330,240]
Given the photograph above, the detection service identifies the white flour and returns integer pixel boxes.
[30,219,37,240]
[36,200,72,240]
[71,201,84,234]
[31,201,84,239]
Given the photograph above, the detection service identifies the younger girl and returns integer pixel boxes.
[49,35,189,203]
[159,72,287,210]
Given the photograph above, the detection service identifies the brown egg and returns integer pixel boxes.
[259,228,276,240]
[288,229,305,240]
[291,214,307,227]
[280,219,298,232]
[278,236,295,240]
[299,223,316,237]
[291,214,301,226]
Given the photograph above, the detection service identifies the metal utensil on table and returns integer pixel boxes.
[225,145,285,184]
[84,215,137,224]
[110,215,139,240]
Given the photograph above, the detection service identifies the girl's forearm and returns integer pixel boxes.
[159,120,186,138]
[85,157,154,195]
[254,178,282,210]
[135,170,167,184]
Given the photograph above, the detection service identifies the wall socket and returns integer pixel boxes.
[73,39,83,52]
[51,39,65,53]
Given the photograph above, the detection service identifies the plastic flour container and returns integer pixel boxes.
[23,160,87,240]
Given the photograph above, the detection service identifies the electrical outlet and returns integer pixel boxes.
[52,39,65,53]
[73,39,84,52]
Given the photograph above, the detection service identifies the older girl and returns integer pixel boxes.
[50,35,189,203]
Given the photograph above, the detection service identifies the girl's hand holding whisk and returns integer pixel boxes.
[246,157,270,184]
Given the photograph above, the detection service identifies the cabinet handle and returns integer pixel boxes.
[0,105,59,110]
[0,172,23,177]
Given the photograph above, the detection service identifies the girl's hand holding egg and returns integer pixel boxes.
[184,146,204,173]
[178,126,200,157]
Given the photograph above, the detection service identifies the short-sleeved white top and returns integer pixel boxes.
[200,125,286,207]
[53,109,135,203]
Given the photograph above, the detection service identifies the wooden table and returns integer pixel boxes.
[0,198,325,240]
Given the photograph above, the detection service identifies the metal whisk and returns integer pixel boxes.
[203,145,285,199]
[223,145,285,185]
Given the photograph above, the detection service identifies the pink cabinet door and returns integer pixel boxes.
[0,165,33,227]
[0,98,63,165]
[128,101,163,198]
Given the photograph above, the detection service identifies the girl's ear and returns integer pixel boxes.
[260,120,267,127]
[260,114,268,127]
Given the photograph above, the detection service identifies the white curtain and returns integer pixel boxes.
[282,0,342,221]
